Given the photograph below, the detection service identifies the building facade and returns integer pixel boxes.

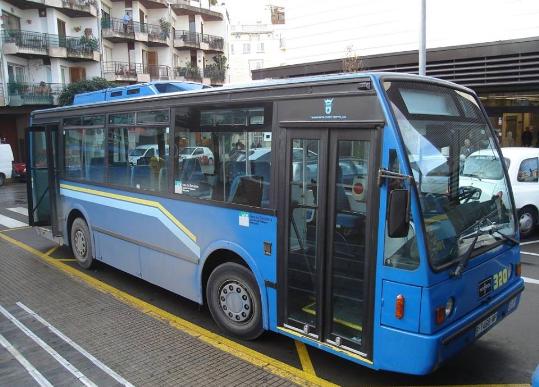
[228,4,284,84]
[0,0,229,162]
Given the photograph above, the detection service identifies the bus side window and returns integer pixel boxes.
[383,149,419,270]
[63,127,105,182]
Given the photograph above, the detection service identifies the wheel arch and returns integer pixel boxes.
[199,242,269,330]
[65,205,94,250]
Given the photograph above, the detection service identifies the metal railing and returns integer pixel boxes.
[174,66,202,82]
[101,17,146,35]
[204,65,225,83]
[202,33,224,50]
[61,0,97,11]
[174,30,201,47]
[1,30,99,55]
[148,65,170,80]
[7,82,62,105]
[147,23,169,42]
[103,61,147,77]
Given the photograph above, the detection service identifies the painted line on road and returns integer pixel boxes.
[7,207,28,216]
[0,333,53,387]
[0,213,27,229]
[521,251,539,257]
[295,341,316,376]
[0,304,97,387]
[523,276,539,285]
[16,302,134,387]
[520,240,539,246]
[57,258,76,262]
[45,246,59,256]
[0,232,337,387]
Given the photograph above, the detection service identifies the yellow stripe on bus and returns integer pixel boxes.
[59,184,197,243]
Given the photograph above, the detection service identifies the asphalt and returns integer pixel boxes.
[0,181,538,386]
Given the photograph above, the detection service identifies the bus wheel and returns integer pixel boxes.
[70,218,95,270]
[518,206,537,238]
[207,262,264,340]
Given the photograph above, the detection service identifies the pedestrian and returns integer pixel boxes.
[122,11,131,33]
[522,126,533,147]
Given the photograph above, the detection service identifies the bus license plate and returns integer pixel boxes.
[475,312,498,337]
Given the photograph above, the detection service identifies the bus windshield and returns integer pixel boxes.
[384,81,515,270]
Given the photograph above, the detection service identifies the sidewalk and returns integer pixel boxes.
[0,237,295,386]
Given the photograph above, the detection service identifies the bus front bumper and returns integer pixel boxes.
[375,279,524,375]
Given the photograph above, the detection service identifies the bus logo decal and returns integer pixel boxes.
[324,98,334,114]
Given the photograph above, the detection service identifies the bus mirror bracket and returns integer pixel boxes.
[377,168,414,186]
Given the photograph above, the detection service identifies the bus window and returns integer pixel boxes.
[63,128,105,182]
[107,126,168,192]
[173,130,272,208]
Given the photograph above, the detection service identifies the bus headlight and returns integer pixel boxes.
[436,297,455,325]
[445,297,454,317]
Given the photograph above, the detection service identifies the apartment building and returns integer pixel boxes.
[228,4,284,84]
[0,0,229,162]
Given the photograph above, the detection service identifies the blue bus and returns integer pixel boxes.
[27,73,524,375]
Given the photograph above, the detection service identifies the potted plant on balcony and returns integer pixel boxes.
[183,63,202,82]
[79,35,98,51]
[159,18,171,40]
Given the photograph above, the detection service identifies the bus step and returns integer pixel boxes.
[35,226,63,245]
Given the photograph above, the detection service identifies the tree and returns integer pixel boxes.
[342,45,364,73]
[58,77,116,106]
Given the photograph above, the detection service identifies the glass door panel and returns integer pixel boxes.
[326,138,371,350]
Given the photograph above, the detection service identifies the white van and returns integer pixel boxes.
[0,143,14,186]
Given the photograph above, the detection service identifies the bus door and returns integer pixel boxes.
[280,127,376,356]
[26,125,60,236]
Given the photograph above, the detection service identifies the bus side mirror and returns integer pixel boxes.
[388,189,410,238]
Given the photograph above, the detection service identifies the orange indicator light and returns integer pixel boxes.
[395,294,405,319]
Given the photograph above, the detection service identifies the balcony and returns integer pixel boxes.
[170,0,223,21]
[109,0,167,8]
[2,30,100,61]
[101,17,147,43]
[174,66,202,82]
[7,82,62,106]
[204,65,225,85]
[60,0,98,17]
[147,23,170,47]
[174,31,223,52]
[103,61,150,83]
[3,0,97,17]
[148,65,171,80]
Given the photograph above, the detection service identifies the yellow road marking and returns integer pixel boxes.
[0,226,32,232]
[59,184,197,243]
[0,232,337,387]
[295,341,316,376]
[57,258,76,262]
[45,246,59,256]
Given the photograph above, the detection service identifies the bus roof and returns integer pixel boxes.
[31,72,474,118]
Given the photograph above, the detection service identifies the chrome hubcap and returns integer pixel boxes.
[519,213,533,233]
[74,230,87,257]
[219,281,252,323]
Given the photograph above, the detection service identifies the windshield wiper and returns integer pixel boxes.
[461,172,482,181]
[450,212,516,278]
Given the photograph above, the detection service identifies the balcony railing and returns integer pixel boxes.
[103,61,147,78]
[174,30,223,50]
[7,82,62,106]
[202,33,224,50]
[101,17,146,36]
[147,23,169,43]
[148,64,170,80]
[61,0,97,13]
[1,30,99,57]
[174,30,201,47]
[204,65,225,83]
[174,66,202,82]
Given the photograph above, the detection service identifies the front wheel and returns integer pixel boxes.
[518,206,537,238]
[206,262,264,340]
[70,217,95,269]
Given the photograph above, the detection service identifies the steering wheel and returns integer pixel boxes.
[458,186,482,203]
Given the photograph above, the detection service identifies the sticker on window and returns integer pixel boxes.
[239,212,249,227]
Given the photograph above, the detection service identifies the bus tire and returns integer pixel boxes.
[206,262,264,340]
[70,217,95,270]
[518,206,537,238]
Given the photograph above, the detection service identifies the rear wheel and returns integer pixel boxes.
[518,206,537,238]
[70,217,95,269]
[206,262,264,340]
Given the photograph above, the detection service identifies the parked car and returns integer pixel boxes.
[12,161,26,181]
[0,143,14,186]
[128,144,169,166]
[461,147,539,237]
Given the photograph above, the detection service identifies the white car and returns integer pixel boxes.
[461,147,539,237]
[0,143,14,186]
[128,144,168,165]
